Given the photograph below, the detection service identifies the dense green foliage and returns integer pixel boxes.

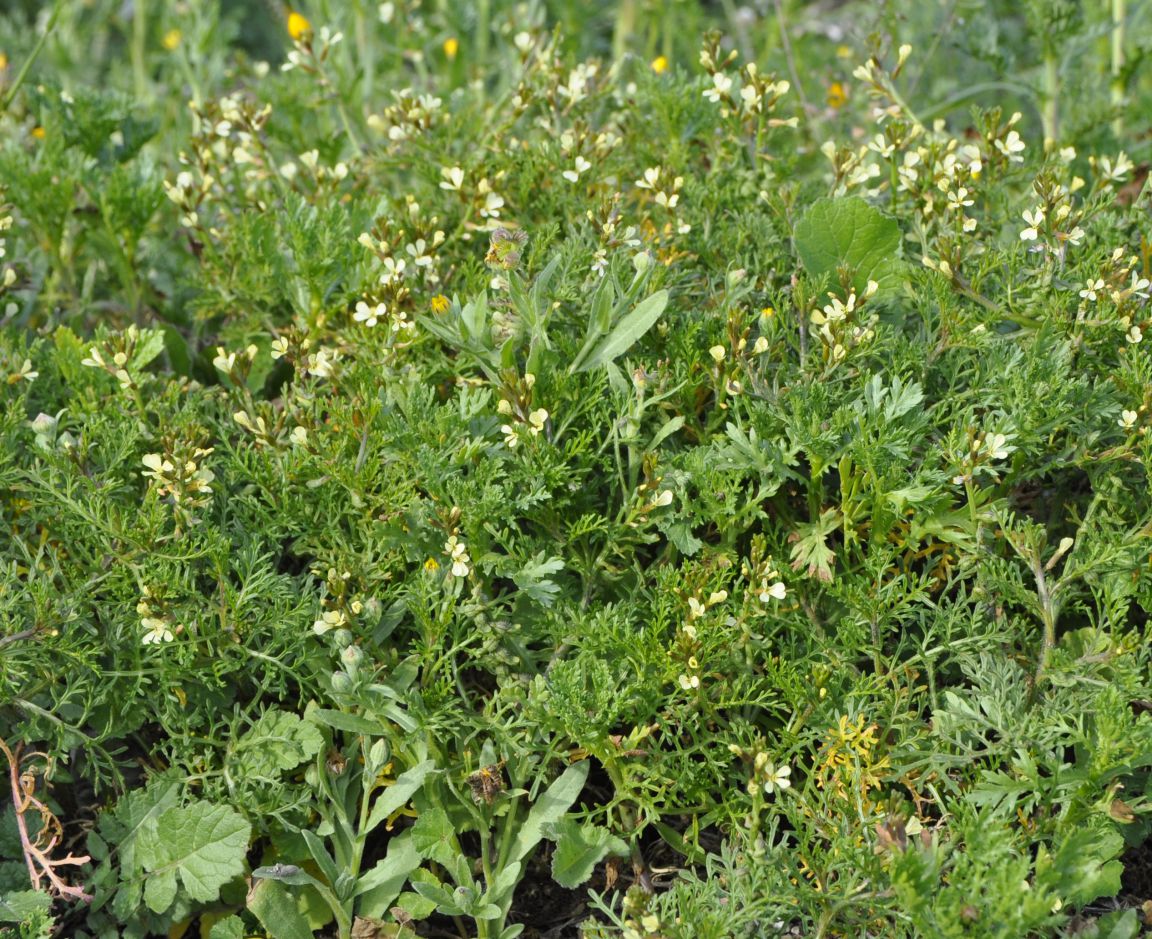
[1,1,1151,937]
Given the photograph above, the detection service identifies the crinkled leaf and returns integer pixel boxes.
[393,890,438,919]
[138,801,250,913]
[1035,825,1124,907]
[543,818,628,888]
[0,890,52,923]
[207,915,246,939]
[231,708,323,777]
[411,808,456,868]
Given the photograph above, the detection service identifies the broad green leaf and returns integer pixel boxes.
[393,890,438,919]
[793,197,904,297]
[543,818,628,888]
[511,761,590,863]
[411,807,457,868]
[301,829,341,888]
[207,915,246,939]
[1094,909,1140,939]
[648,415,684,451]
[230,708,323,778]
[356,831,422,917]
[0,890,51,923]
[487,859,522,902]
[572,290,668,373]
[365,760,437,833]
[138,801,251,913]
[410,878,464,916]
[248,878,315,939]
[307,709,383,735]
[461,291,490,344]
[96,773,182,876]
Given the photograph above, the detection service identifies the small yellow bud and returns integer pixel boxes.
[162,29,182,51]
[287,11,312,41]
[443,37,459,59]
[651,55,669,74]
[0,53,8,71]
[826,81,847,109]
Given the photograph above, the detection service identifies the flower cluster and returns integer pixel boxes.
[312,568,362,637]
[500,406,548,449]
[728,743,793,797]
[1017,170,1087,257]
[699,35,794,133]
[444,534,471,578]
[951,429,1015,485]
[137,587,182,645]
[0,196,16,298]
[213,343,259,386]
[172,93,276,216]
[368,88,444,142]
[282,16,343,74]
[358,208,447,317]
[495,372,550,449]
[141,444,216,510]
[586,197,642,278]
[810,281,879,367]
[80,325,153,392]
[439,165,507,230]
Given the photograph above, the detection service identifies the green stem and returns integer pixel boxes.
[133,0,149,101]
[475,0,490,77]
[1111,0,1126,139]
[612,0,636,64]
[1042,47,1059,150]
[356,0,373,109]
[2,0,63,112]
[1032,558,1058,683]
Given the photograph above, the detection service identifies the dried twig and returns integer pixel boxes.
[0,737,92,903]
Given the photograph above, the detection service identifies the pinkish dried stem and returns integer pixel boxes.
[1,738,92,903]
